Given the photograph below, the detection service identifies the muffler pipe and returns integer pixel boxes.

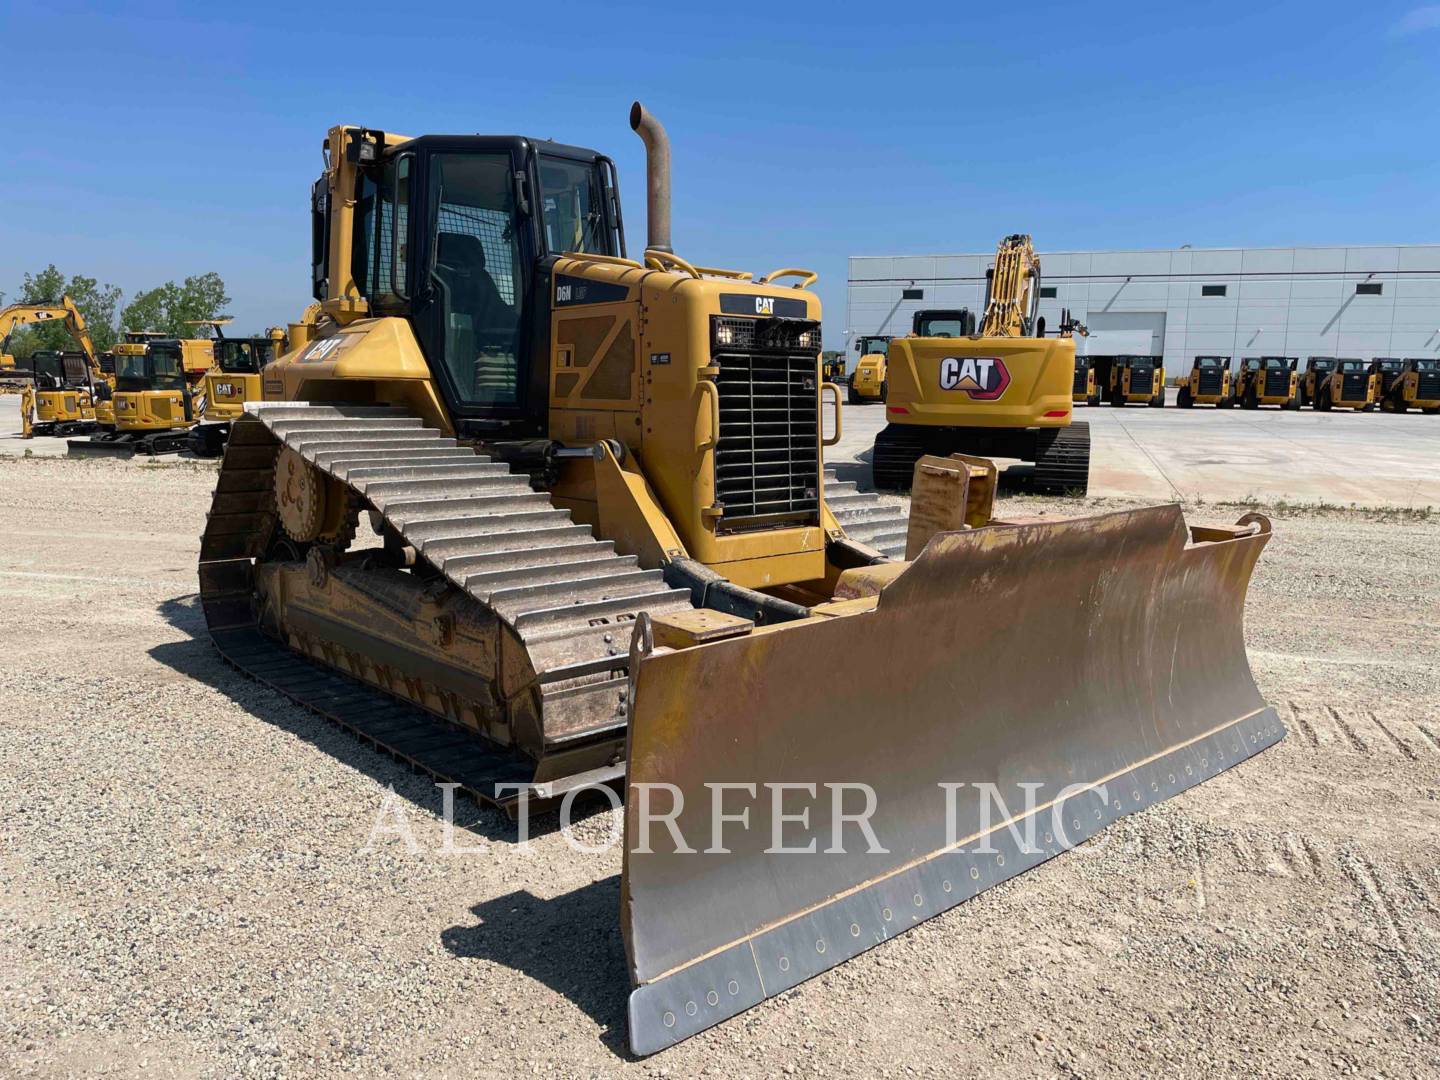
[629,101,672,253]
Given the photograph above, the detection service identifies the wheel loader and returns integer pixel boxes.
[1071,354,1100,406]
[1230,356,1300,409]
[1177,355,1231,407]
[68,336,213,457]
[1377,358,1439,413]
[1313,358,1375,411]
[2,296,114,435]
[196,105,1282,1055]
[871,238,1090,494]
[188,320,285,456]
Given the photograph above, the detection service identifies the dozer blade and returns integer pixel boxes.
[621,504,1283,1055]
[66,437,138,459]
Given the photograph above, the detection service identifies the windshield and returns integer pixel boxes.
[148,346,185,390]
[1261,358,1289,370]
[1339,360,1366,372]
[538,156,614,256]
[31,352,65,380]
[1308,358,1335,370]
[1412,359,1440,372]
[916,318,967,337]
[217,340,269,374]
[1197,357,1223,369]
[859,337,889,356]
[1242,358,1260,370]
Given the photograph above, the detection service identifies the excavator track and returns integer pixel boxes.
[198,403,694,808]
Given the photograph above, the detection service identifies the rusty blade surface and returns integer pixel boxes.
[621,504,1284,1055]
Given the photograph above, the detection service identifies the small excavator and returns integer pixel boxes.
[67,333,213,457]
[872,236,1090,493]
[193,106,1282,1054]
[1,296,113,436]
[187,319,285,456]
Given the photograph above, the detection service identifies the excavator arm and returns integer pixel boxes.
[0,297,104,382]
[977,233,1040,338]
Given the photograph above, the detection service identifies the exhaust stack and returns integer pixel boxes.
[629,101,672,253]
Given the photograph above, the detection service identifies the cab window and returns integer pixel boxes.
[538,156,614,255]
[429,152,524,407]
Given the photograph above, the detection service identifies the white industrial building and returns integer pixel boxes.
[847,245,1440,370]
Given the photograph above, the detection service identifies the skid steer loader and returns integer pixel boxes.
[1299,356,1336,407]
[1177,355,1231,407]
[1377,358,1440,414]
[871,240,1091,493]
[1314,358,1375,411]
[196,105,1282,1055]
[1230,356,1300,409]
[1072,354,1100,406]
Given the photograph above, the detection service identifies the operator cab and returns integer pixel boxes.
[911,309,975,338]
[29,350,89,390]
[314,130,625,437]
[853,335,891,356]
[116,340,188,392]
[215,337,274,374]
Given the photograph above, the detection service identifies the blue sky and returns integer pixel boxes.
[2,1,1436,343]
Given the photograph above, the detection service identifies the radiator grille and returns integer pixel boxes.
[1197,369,1223,395]
[713,350,821,530]
[1264,369,1289,397]
[1129,368,1154,395]
[1072,366,1087,395]
[1340,373,1369,400]
[1417,370,1440,399]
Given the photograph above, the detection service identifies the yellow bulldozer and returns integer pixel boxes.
[1,296,114,435]
[195,105,1283,1055]
[68,333,213,457]
[846,334,891,403]
[871,236,1089,493]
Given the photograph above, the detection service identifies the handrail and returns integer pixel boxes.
[692,265,753,281]
[697,379,722,451]
[561,251,645,270]
[757,267,818,289]
[821,382,843,446]
[645,249,701,279]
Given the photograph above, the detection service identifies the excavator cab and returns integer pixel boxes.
[1178,355,1231,408]
[1314,358,1374,411]
[22,350,98,435]
[1379,357,1440,414]
[189,332,281,455]
[847,334,891,403]
[192,108,1283,1055]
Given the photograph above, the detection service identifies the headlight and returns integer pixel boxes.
[716,323,734,346]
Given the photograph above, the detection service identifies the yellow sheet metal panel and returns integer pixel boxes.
[885,336,1073,429]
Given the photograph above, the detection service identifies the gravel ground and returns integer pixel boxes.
[1,455,1436,1079]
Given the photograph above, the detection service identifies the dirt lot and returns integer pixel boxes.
[1,455,1437,1079]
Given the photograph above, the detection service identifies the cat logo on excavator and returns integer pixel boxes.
[939,354,1010,399]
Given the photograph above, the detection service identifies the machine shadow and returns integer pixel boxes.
[441,879,633,1058]
[148,593,598,843]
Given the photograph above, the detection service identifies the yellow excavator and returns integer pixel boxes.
[871,236,1089,493]
[847,334,891,403]
[187,319,286,455]
[1,296,114,436]
[68,333,213,456]
[195,105,1282,1055]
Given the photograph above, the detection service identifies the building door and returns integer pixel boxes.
[1081,311,1167,356]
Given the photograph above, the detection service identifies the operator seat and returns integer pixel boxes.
[435,232,511,336]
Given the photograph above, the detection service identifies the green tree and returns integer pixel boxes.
[120,273,231,338]
[7,265,123,358]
